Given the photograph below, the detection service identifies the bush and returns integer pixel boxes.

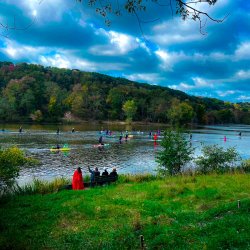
[0,147,37,192]
[195,145,240,174]
[156,129,194,176]
[239,159,250,173]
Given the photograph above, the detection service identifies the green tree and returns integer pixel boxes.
[122,100,137,123]
[45,82,67,120]
[106,87,127,120]
[0,147,36,191]
[195,104,206,124]
[167,99,195,125]
[156,130,194,176]
[195,145,240,174]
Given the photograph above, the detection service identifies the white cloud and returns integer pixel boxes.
[39,53,128,71]
[168,77,213,92]
[124,73,164,84]
[217,90,236,97]
[40,54,72,69]
[155,49,188,71]
[192,77,212,88]
[234,42,250,60]
[18,0,71,22]
[209,52,230,61]
[1,39,127,72]
[1,40,46,59]
[150,18,203,46]
[235,69,250,80]
[237,95,250,101]
[89,30,139,56]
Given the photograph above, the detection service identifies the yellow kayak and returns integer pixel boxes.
[50,148,71,152]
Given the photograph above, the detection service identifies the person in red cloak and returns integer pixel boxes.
[153,133,158,141]
[72,167,84,190]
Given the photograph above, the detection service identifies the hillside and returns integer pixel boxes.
[0,61,250,124]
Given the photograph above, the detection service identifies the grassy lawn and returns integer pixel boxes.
[0,173,249,250]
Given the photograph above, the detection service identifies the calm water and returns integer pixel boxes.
[0,123,249,185]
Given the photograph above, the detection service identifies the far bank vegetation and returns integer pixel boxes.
[0,62,250,124]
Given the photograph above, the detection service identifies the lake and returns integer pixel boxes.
[0,123,249,185]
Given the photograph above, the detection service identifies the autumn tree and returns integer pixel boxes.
[122,99,137,123]
[167,98,195,125]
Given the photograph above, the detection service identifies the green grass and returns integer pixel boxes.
[0,173,249,249]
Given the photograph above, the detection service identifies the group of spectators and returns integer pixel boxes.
[72,166,118,190]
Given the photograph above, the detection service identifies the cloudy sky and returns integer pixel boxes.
[0,0,249,102]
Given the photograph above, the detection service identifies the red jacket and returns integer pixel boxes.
[72,170,84,190]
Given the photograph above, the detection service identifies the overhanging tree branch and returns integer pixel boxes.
[76,0,225,35]
[0,0,226,37]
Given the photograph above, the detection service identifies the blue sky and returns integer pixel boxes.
[0,0,250,102]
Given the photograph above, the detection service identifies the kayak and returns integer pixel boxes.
[50,148,71,152]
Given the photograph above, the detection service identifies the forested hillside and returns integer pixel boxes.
[0,62,250,124]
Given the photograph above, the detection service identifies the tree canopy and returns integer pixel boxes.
[0,62,249,125]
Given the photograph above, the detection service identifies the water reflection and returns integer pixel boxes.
[0,123,249,185]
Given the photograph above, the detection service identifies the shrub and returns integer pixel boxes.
[239,159,250,173]
[195,145,240,174]
[0,147,37,192]
[156,130,194,176]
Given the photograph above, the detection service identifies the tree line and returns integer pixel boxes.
[0,61,250,125]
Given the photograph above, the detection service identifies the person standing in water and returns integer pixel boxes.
[190,133,192,140]
[99,135,104,145]
[224,136,227,142]
[72,128,75,133]
[56,128,59,135]
[125,131,129,142]
[119,133,123,144]
[153,133,158,141]
[19,126,22,133]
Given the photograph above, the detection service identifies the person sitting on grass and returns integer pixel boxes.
[109,168,118,177]
[72,167,84,190]
[102,168,109,176]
